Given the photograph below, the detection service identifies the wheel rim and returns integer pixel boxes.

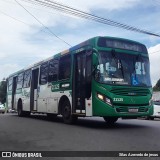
[18,107,21,115]
[63,105,71,119]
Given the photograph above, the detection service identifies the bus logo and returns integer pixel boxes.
[113,98,123,102]
[52,84,60,90]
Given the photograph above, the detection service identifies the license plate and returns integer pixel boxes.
[128,108,138,113]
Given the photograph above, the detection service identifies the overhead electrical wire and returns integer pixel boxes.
[1,9,159,56]
[0,10,31,26]
[15,0,71,47]
[18,0,160,37]
[0,9,64,41]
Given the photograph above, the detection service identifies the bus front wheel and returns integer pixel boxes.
[103,117,118,125]
[62,100,77,124]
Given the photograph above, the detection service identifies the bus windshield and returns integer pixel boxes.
[96,51,152,87]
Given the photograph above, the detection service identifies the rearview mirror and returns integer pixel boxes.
[93,52,98,67]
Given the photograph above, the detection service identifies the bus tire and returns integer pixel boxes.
[17,100,30,117]
[25,111,31,117]
[103,117,118,125]
[47,113,57,120]
[149,117,154,120]
[17,100,24,117]
[62,100,77,124]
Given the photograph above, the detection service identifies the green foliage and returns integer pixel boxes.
[0,79,7,104]
[153,79,160,91]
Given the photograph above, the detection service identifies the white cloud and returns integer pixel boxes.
[148,44,160,86]
[0,64,21,80]
[0,0,160,84]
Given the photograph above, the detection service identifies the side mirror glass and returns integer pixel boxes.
[94,69,100,81]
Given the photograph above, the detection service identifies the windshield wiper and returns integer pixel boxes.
[111,49,124,79]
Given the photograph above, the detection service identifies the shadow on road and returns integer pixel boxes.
[10,113,151,130]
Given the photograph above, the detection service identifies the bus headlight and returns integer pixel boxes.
[97,93,112,106]
[97,93,104,101]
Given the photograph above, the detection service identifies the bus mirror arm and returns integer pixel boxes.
[94,69,100,80]
[92,48,98,53]
[92,66,100,80]
[92,65,97,76]
[92,49,99,67]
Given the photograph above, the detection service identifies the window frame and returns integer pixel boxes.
[59,54,71,80]
[48,58,59,82]
[23,69,31,88]
[8,77,13,91]
[39,62,49,85]
[16,72,24,89]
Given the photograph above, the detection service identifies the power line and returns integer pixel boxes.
[14,0,71,47]
[19,0,160,37]
[0,10,31,26]
[0,9,54,36]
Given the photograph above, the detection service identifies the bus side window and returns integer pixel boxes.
[8,77,13,91]
[48,59,59,82]
[16,73,24,89]
[23,70,31,88]
[59,55,71,80]
[40,62,48,85]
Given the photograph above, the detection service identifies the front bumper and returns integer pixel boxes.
[150,112,160,118]
[0,109,5,113]
[93,97,153,117]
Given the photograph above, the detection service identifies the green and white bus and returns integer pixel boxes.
[7,36,153,124]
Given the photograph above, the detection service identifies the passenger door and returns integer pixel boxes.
[38,62,49,113]
[73,49,92,113]
[30,68,39,111]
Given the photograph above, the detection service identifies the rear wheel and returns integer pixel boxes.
[145,116,154,120]
[18,100,30,117]
[62,100,77,124]
[18,101,24,117]
[149,117,154,120]
[103,117,118,126]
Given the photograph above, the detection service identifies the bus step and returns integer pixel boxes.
[72,113,86,116]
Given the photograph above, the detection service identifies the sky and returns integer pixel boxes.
[0,0,160,86]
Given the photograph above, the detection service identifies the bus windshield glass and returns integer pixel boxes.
[96,51,152,87]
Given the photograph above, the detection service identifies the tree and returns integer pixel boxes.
[0,78,7,104]
[153,79,160,91]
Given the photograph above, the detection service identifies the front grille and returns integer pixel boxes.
[116,107,127,112]
[116,106,148,113]
[139,107,148,112]
[113,103,149,106]
[110,88,150,96]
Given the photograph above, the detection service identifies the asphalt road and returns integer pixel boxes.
[0,113,160,159]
